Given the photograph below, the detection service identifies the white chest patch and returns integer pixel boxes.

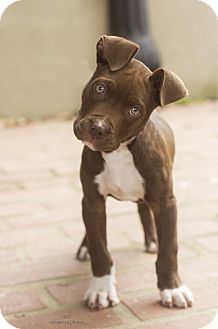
[95,144,145,201]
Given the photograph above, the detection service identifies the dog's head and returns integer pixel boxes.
[73,35,188,152]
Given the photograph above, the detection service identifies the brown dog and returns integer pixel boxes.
[73,35,194,310]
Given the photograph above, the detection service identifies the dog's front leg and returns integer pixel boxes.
[82,194,119,309]
[152,196,194,308]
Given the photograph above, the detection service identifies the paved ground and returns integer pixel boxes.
[0,101,218,329]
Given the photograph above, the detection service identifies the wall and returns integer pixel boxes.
[148,0,218,98]
[0,0,107,118]
[0,0,217,118]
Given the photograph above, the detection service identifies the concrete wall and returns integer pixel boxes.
[148,0,218,99]
[0,0,217,118]
[0,0,107,118]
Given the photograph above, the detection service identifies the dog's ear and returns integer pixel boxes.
[96,35,139,71]
[149,68,188,107]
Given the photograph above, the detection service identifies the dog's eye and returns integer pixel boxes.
[129,107,141,116]
[95,84,105,94]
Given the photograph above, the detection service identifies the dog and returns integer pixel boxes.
[73,35,194,310]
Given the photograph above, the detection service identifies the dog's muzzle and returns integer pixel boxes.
[73,116,117,151]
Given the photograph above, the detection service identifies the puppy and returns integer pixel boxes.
[73,35,194,310]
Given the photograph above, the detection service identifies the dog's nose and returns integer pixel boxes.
[88,118,111,138]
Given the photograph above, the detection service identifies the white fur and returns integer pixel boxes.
[146,242,158,253]
[82,141,96,151]
[95,144,145,201]
[83,266,119,309]
[160,285,194,308]
[77,246,89,261]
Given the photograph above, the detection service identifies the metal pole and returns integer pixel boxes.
[108,0,161,71]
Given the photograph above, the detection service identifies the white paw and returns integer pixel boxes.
[146,242,157,254]
[77,246,90,261]
[160,285,194,308]
[83,266,119,310]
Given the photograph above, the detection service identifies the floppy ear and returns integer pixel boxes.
[96,35,139,72]
[149,68,188,107]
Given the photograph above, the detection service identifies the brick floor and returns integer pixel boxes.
[0,291,45,315]
[10,306,122,329]
[0,101,218,329]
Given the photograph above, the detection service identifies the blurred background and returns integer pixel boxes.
[0,0,217,119]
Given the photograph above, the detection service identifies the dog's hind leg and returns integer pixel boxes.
[76,234,90,261]
[138,201,158,253]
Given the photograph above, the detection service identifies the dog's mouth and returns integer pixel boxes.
[81,138,119,153]
[73,116,119,152]
[74,126,119,152]
[82,141,97,151]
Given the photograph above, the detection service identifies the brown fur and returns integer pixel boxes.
[73,36,188,295]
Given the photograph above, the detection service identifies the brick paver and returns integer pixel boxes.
[0,101,218,329]
[0,291,45,315]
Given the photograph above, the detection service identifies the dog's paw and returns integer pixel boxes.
[160,285,194,308]
[146,241,157,254]
[76,246,90,261]
[83,267,119,310]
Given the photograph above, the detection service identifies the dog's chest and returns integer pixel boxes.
[95,145,145,201]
